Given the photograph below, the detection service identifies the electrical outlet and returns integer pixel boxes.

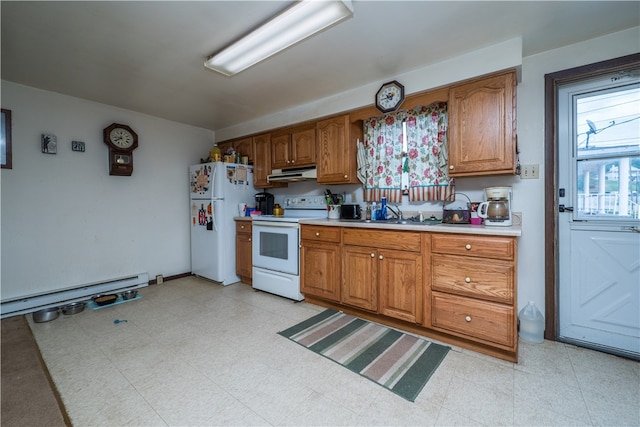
[156,274,164,284]
[521,164,539,179]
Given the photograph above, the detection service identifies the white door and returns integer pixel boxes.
[557,69,640,359]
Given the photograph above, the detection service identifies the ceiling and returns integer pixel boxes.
[2,1,638,132]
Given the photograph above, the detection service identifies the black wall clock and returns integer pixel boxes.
[375,80,405,113]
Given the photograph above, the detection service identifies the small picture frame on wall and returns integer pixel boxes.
[42,133,57,154]
[1,108,12,169]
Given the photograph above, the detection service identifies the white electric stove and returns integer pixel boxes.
[251,195,326,301]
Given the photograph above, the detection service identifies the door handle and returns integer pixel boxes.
[559,205,574,213]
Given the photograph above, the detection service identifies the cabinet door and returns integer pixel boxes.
[342,245,378,311]
[378,249,423,323]
[316,115,356,184]
[301,241,341,302]
[217,141,233,156]
[235,222,252,281]
[291,128,316,167]
[234,137,253,163]
[271,134,291,170]
[235,232,252,280]
[252,133,285,188]
[448,71,516,176]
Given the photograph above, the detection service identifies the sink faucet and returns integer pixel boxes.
[386,205,403,221]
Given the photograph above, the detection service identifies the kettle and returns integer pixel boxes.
[273,204,284,216]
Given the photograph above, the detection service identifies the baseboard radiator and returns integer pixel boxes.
[1,273,149,319]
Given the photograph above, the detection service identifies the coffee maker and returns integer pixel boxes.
[255,192,274,215]
[478,186,512,226]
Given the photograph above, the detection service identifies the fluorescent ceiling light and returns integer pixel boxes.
[204,0,353,76]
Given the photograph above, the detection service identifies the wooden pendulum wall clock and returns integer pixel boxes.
[103,123,138,176]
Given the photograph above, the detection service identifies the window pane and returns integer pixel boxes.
[576,85,640,158]
[576,155,640,219]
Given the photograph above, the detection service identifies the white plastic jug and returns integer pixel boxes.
[518,301,544,343]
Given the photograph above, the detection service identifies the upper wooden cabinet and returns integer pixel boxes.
[218,137,253,163]
[448,70,517,177]
[316,115,361,184]
[233,137,253,163]
[271,125,316,170]
[252,133,286,189]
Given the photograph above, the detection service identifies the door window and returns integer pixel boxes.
[573,80,640,221]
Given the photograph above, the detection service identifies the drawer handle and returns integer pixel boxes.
[465,244,472,250]
[465,316,472,322]
[465,277,471,283]
[379,255,383,260]
[370,253,375,258]
[315,232,320,236]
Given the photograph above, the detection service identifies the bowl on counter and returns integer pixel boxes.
[92,294,118,306]
[61,302,86,315]
[33,307,60,323]
[121,289,138,300]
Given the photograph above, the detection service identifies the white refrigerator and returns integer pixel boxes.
[189,162,254,284]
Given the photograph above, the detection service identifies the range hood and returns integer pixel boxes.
[268,165,317,182]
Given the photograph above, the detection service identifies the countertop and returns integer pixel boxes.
[235,214,522,237]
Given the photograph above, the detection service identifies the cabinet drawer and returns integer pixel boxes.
[431,233,514,260]
[343,229,420,252]
[432,254,514,303]
[236,221,252,234]
[431,292,515,348]
[301,225,341,243]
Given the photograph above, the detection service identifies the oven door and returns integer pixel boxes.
[252,221,299,275]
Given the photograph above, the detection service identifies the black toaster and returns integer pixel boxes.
[340,204,361,219]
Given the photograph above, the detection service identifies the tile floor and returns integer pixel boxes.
[27,276,639,426]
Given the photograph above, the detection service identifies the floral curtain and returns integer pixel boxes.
[405,102,454,201]
[363,102,453,203]
[363,114,404,203]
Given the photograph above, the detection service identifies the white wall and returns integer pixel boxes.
[1,81,214,301]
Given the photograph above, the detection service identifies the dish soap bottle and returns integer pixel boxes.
[518,301,544,343]
[365,202,372,220]
[380,196,387,220]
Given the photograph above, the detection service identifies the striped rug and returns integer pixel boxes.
[278,309,450,402]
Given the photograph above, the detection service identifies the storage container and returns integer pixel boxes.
[518,301,544,343]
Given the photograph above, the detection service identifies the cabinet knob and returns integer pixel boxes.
[344,175,348,179]
[371,253,375,258]
[379,255,383,260]
[291,159,295,164]
[315,232,320,236]
[465,277,471,283]
[248,238,251,242]
[449,165,454,170]
[465,316,472,322]
[240,225,245,229]
[465,244,472,250]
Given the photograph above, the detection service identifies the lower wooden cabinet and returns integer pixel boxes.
[342,245,378,311]
[431,291,515,348]
[427,233,517,354]
[342,228,422,321]
[301,225,341,302]
[235,221,252,284]
[299,225,518,362]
